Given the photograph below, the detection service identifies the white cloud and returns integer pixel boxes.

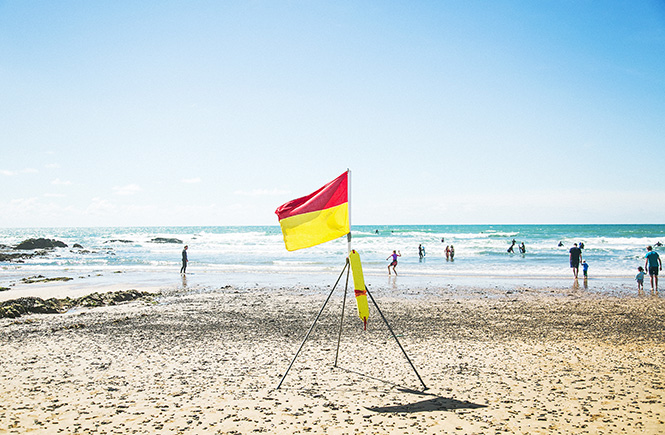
[1,168,38,176]
[8,197,39,208]
[86,197,117,215]
[234,188,290,196]
[45,163,61,169]
[51,178,72,185]
[44,193,67,198]
[113,184,142,195]
[181,177,202,184]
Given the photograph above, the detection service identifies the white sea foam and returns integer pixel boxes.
[1,225,663,298]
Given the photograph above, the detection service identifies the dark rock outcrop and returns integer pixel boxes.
[0,290,157,319]
[104,239,133,244]
[0,252,37,263]
[14,238,68,250]
[149,237,183,244]
[0,297,63,317]
[20,276,73,284]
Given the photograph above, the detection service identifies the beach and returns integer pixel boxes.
[4,0,665,431]
[1,281,664,434]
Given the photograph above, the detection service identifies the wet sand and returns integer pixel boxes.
[1,284,664,434]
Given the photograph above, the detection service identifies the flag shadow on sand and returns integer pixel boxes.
[366,394,486,414]
[336,368,486,413]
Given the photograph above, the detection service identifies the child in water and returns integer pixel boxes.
[582,260,588,278]
[387,250,401,275]
[636,266,645,292]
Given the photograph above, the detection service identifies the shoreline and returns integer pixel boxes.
[1,283,664,433]
[0,267,650,303]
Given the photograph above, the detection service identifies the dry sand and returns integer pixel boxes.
[1,284,664,434]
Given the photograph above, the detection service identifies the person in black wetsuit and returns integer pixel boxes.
[507,239,516,253]
[180,245,188,274]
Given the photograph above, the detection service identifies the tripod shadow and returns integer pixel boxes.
[367,396,486,413]
[336,366,487,413]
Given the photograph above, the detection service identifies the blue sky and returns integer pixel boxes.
[1,1,664,227]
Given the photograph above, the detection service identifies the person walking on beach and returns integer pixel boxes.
[180,245,188,274]
[582,260,588,278]
[636,266,645,293]
[645,246,662,293]
[418,244,426,260]
[449,245,455,261]
[387,250,401,275]
[569,243,582,279]
[445,245,450,261]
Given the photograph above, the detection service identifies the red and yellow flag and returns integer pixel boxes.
[275,171,350,251]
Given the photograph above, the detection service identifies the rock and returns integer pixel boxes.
[0,252,38,262]
[104,239,133,244]
[73,243,84,249]
[78,293,104,307]
[0,305,21,318]
[0,297,62,318]
[149,237,183,244]
[26,275,74,284]
[106,289,143,304]
[0,287,9,292]
[0,290,157,318]
[14,238,68,250]
[20,276,73,284]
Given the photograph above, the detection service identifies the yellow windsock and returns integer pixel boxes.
[349,250,369,330]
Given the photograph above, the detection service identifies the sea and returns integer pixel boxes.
[1,224,664,299]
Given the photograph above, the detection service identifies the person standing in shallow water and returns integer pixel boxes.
[645,245,662,293]
[636,266,645,294]
[569,243,582,279]
[180,245,188,274]
[387,250,401,275]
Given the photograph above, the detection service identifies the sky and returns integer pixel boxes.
[1,0,664,227]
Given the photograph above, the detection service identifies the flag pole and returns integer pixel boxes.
[336,169,352,367]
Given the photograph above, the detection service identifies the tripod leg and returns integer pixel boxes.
[334,258,351,367]
[276,261,349,390]
[366,286,428,390]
